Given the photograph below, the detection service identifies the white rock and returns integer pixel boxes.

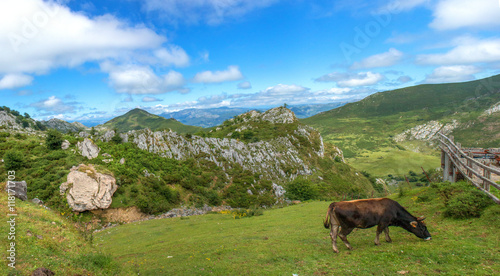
[77,138,100,159]
[60,164,117,212]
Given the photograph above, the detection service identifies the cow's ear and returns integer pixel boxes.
[410,221,417,228]
[417,216,426,221]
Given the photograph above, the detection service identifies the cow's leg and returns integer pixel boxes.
[375,225,384,245]
[384,227,392,243]
[338,227,354,250]
[329,225,340,253]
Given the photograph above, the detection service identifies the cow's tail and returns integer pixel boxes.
[323,203,335,229]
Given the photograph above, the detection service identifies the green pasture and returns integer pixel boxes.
[97,187,500,275]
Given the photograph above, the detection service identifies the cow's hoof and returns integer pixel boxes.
[386,240,392,243]
[333,249,339,253]
[374,242,381,246]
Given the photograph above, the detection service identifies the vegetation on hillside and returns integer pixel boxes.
[0,107,375,216]
[302,74,500,176]
[0,190,126,275]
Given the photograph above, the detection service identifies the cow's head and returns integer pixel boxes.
[409,216,431,240]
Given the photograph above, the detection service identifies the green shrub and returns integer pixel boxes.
[46,129,63,150]
[285,177,318,201]
[4,150,25,170]
[433,181,494,219]
[443,189,493,219]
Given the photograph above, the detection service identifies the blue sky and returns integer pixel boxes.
[1,0,500,125]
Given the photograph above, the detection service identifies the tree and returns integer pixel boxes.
[111,133,122,144]
[4,150,25,170]
[23,112,31,119]
[90,126,96,136]
[46,129,63,150]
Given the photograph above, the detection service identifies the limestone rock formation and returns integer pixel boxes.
[394,120,459,143]
[5,181,28,201]
[77,138,100,159]
[61,140,70,150]
[60,164,117,212]
[119,107,327,180]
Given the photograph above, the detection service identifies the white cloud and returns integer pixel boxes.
[0,74,33,89]
[430,0,500,30]
[315,72,385,87]
[30,95,78,114]
[142,0,279,25]
[154,46,190,67]
[397,75,413,84]
[0,0,168,87]
[416,37,500,65]
[350,48,403,69]
[423,65,480,84]
[193,65,243,84]
[142,96,163,102]
[237,81,252,89]
[101,63,186,94]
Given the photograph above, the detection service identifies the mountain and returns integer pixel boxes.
[98,108,203,134]
[302,74,500,176]
[159,103,349,128]
[42,118,89,133]
[160,107,252,128]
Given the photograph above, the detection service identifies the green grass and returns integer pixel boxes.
[348,146,441,177]
[0,190,127,275]
[97,187,499,275]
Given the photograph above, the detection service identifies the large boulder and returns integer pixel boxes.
[77,138,100,159]
[60,164,117,212]
[61,140,70,150]
[5,181,28,201]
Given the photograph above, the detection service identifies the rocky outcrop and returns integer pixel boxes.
[126,128,322,180]
[77,138,100,159]
[5,181,28,201]
[394,120,460,142]
[61,140,70,150]
[42,118,83,133]
[102,130,115,142]
[0,111,17,128]
[483,102,500,116]
[60,164,117,212]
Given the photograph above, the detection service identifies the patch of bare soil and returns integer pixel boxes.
[91,206,148,223]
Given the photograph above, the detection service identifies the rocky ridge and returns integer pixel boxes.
[121,107,328,180]
[394,120,460,142]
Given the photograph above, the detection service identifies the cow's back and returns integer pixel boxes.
[333,198,397,229]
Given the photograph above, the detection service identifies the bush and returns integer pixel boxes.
[285,177,318,201]
[46,129,63,150]
[4,150,25,170]
[443,189,493,219]
[434,181,494,219]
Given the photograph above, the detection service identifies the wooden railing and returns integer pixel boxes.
[438,132,500,204]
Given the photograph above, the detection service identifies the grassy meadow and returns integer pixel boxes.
[96,186,499,275]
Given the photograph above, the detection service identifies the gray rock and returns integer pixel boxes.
[60,164,117,212]
[31,198,43,205]
[61,140,70,150]
[78,131,89,138]
[5,181,28,201]
[119,158,125,164]
[77,138,100,159]
[103,130,115,142]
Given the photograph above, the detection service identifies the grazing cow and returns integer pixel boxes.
[323,198,431,253]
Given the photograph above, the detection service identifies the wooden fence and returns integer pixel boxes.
[438,132,500,204]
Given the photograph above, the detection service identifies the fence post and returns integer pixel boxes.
[483,162,491,192]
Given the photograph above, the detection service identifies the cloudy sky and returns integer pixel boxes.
[1,0,500,124]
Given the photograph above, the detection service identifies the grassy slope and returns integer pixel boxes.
[101,108,203,134]
[0,190,127,275]
[302,75,500,176]
[97,186,499,275]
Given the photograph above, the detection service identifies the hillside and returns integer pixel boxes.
[96,185,500,275]
[302,74,500,176]
[0,189,126,275]
[1,106,375,219]
[98,108,203,134]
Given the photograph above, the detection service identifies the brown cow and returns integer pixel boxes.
[324,198,431,253]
